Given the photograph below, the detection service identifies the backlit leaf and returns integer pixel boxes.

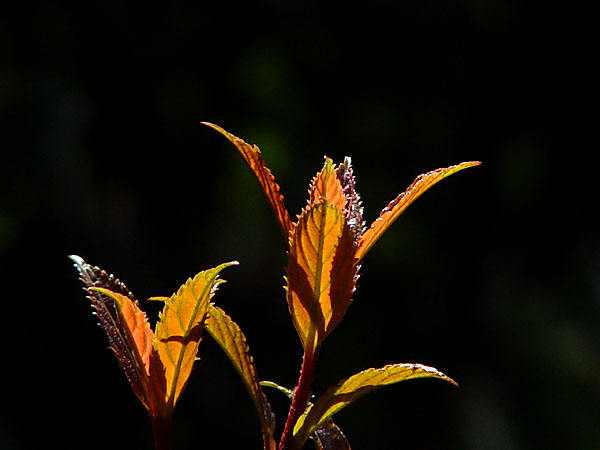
[91,287,168,412]
[92,287,155,376]
[154,261,238,408]
[294,363,457,446]
[356,161,481,262]
[309,158,346,211]
[70,255,153,409]
[286,202,356,350]
[205,305,276,450]
[203,122,292,240]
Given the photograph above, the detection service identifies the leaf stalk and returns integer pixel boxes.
[150,412,173,450]
[278,343,320,450]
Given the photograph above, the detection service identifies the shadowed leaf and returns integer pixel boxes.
[356,161,481,261]
[93,287,154,374]
[92,287,168,412]
[203,122,292,240]
[312,419,351,450]
[154,261,238,409]
[294,363,457,446]
[70,255,153,409]
[205,305,276,450]
[335,157,365,243]
[286,202,356,350]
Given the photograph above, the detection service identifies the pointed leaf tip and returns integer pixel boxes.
[154,262,237,409]
[202,123,292,242]
[71,256,157,410]
[357,160,480,261]
[294,363,456,447]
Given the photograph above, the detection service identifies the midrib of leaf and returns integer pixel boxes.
[306,201,336,348]
[165,277,214,406]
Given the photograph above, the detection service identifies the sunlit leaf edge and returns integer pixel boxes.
[294,363,457,446]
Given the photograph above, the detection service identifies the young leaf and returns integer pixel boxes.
[356,161,481,262]
[286,202,356,350]
[205,305,276,450]
[293,363,457,446]
[202,122,292,240]
[91,287,168,411]
[335,157,365,243]
[309,158,347,211]
[92,287,155,377]
[154,261,238,409]
[70,255,154,409]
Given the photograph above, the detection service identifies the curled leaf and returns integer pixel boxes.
[356,161,481,261]
[154,261,238,409]
[205,305,276,450]
[92,288,155,377]
[294,363,457,446]
[203,122,292,240]
[70,255,154,409]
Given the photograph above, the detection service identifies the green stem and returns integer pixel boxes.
[278,344,319,450]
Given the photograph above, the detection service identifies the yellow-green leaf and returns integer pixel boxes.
[294,363,457,446]
[286,202,356,350]
[154,261,237,409]
[356,161,481,262]
[205,305,276,450]
[203,122,292,241]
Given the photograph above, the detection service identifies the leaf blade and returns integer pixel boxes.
[154,261,238,408]
[294,363,457,446]
[91,287,155,376]
[356,161,481,261]
[309,158,346,211]
[286,202,356,350]
[205,305,276,450]
[203,122,292,241]
[70,255,153,410]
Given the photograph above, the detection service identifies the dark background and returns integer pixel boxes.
[2,2,598,449]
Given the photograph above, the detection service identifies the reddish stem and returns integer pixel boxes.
[278,346,319,450]
[151,412,173,450]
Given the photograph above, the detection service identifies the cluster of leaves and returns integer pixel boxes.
[72,124,479,450]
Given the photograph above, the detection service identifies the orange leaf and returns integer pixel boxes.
[70,255,156,410]
[92,287,154,376]
[356,161,481,262]
[203,122,292,241]
[154,261,237,409]
[308,158,347,211]
[286,202,356,350]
